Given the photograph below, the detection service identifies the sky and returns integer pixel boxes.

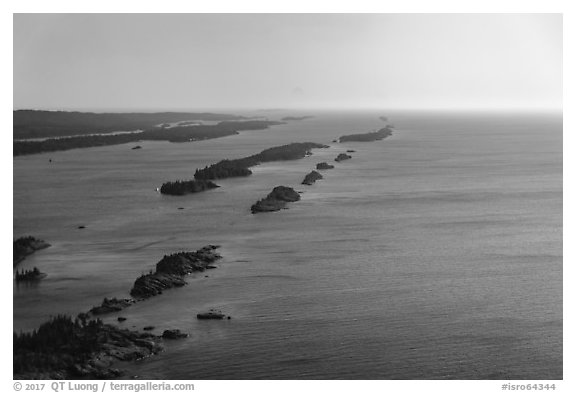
[13,13,562,111]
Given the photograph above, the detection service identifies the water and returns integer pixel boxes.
[13,111,562,379]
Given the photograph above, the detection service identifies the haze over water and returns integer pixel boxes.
[13,110,562,379]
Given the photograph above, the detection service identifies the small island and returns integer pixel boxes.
[335,153,352,162]
[159,179,219,196]
[13,236,50,266]
[302,170,323,185]
[316,162,334,170]
[338,126,393,142]
[251,186,301,213]
[15,267,47,282]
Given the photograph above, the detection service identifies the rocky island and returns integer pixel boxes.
[13,236,50,266]
[338,125,393,142]
[251,186,301,213]
[131,245,222,299]
[13,315,162,379]
[335,153,352,162]
[89,298,135,315]
[302,170,323,185]
[316,162,335,170]
[159,179,219,196]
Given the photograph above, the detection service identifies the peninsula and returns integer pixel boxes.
[13,236,50,266]
[14,120,283,156]
[14,110,246,140]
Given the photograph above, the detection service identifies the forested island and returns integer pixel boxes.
[338,125,393,142]
[14,110,246,139]
[14,120,283,156]
[13,236,50,266]
[160,180,219,196]
[194,142,328,180]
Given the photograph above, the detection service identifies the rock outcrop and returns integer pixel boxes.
[335,153,352,162]
[302,170,323,185]
[89,298,135,315]
[251,186,301,213]
[316,162,335,170]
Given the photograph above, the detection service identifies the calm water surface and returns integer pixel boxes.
[13,111,562,379]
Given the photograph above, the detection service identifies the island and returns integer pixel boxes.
[302,170,323,185]
[13,315,162,379]
[194,142,328,181]
[13,236,50,266]
[251,186,301,213]
[316,162,334,170]
[15,267,47,282]
[335,153,352,162]
[131,245,222,299]
[281,116,315,121]
[14,120,284,156]
[159,179,219,196]
[338,126,393,142]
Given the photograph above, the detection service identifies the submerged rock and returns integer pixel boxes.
[131,145,142,150]
[197,309,226,320]
[302,170,323,185]
[162,329,189,339]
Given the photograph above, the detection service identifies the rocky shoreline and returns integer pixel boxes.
[13,315,163,380]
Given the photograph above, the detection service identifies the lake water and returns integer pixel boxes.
[13,110,562,379]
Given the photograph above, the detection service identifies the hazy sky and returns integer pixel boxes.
[13,14,562,111]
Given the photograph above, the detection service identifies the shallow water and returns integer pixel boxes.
[13,110,562,379]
